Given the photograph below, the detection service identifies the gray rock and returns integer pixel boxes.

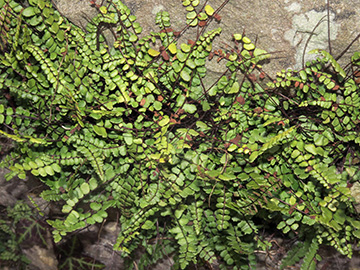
[80,222,124,269]
[0,168,27,207]
[0,189,17,207]
[22,244,58,270]
[52,0,99,30]
[52,0,360,77]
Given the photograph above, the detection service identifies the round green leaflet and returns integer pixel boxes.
[183,104,197,114]
[22,7,37,17]
[180,69,191,82]
[80,182,90,195]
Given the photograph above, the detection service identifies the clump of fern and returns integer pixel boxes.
[0,202,34,268]
[1,0,360,269]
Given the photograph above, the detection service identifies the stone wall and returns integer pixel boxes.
[53,0,360,76]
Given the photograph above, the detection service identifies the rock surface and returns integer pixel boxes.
[52,0,360,77]
[80,222,124,270]
[22,245,58,270]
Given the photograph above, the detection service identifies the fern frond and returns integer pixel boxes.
[280,240,310,270]
[249,126,296,162]
[300,237,319,270]
[310,49,346,79]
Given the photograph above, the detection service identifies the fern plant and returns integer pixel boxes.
[0,201,44,268]
[1,0,360,269]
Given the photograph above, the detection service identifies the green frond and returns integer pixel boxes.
[249,126,296,162]
[280,238,311,270]
[300,237,319,270]
[310,49,346,79]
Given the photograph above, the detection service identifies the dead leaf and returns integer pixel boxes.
[235,95,245,105]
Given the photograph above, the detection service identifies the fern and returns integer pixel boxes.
[280,238,310,269]
[1,0,360,269]
[0,201,47,268]
[249,125,296,162]
[300,237,320,270]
